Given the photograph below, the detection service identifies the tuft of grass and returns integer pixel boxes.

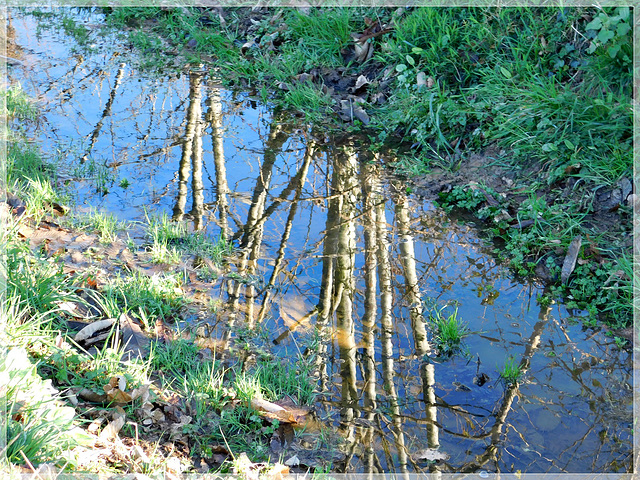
[101,270,186,323]
[253,360,316,406]
[67,208,128,244]
[499,356,523,386]
[429,306,469,357]
[283,83,335,123]
[5,235,77,322]
[3,84,38,120]
[144,210,235,265]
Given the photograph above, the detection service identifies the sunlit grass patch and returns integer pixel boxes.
[101,271,186,322]
[499,356,523,386]
[3,83,38,120]
[283,83,335,123]
[144,210,235,266]
[428,306,469,357]
[68,208,129,244]
[1,347,92,466]
[5,235,78,322]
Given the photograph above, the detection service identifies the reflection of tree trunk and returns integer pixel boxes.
[394,185,440,452]
[334,144,359,439]
[361,160,379,473]
[257,141,315,324]
[205,83,230,239]
[80,63,126,163]
[226,118,288,331]
[189,76,205,231]
[393,187,430,356]
[376,183,408,473]
[315,169,339,390]
[421,361,439,450]
[173,71,203,222]
[460,304,552,472]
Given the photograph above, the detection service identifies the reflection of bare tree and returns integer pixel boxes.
[189,78,204,231]
[376,179,408,473]
[360,160,380,472]
[392,184,440,459]
[392,185,430,356]
[205,81,230,239]
[315,164,339,390]
[256,141,315,325]
[80,63,126,164]
[226,117,289,330]
[458,304,552,472]
[334,144,359,444]
[172,70,203,224]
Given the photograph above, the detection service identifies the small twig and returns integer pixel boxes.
[19,450,40,478]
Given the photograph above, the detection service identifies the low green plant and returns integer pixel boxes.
[283,83,334,123]
[1,347,92,466]
[101,270,186,322]
[3,83,38,120]
[68,209,128,243]
[253,361,316,406]
[61,14,90,45]
[499,356,523,386]
[144,210,234,265]
[5,237,77,321]
[584,7,631,63]
[429,306,469,357]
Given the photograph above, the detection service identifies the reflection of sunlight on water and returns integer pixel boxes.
[9,8,633,474]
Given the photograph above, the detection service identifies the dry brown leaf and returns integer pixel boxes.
[98,409,126,442]
[352,102,370,125]
[266,463,289,480]
[561,235,582,285]
[354,74,370,90]
[78,388,108,403]
[119,312,151,360]
[131,383,150,403]
[74,318,116,343]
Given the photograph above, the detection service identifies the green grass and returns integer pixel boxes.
[428,306,469,357]
[67,209,129,243]
[438,181,632,328]
[499,356,523,386]
[149,334,317,462]
[3,84,38,120]
[283,83,335,123]
[1,347,92,466]
[101,270,186,323]
[144,210,235,265]
[5,234,78,323]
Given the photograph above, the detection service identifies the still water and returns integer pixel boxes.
[7,8,633,473]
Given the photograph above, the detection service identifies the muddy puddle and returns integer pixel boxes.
[7,9,633,474]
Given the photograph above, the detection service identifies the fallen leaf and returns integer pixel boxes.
[353,74,370,91]
[561,235,582,285]
[78,388,108,403]
[98,409,125,442]
[131,384,150,403]
[411,448,450,462]
[266,463,289,480]
[119,312,151,360]
[352,102,370,124]
[74,318,116,344]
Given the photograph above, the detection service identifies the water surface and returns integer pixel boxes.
[8,8,633,474]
